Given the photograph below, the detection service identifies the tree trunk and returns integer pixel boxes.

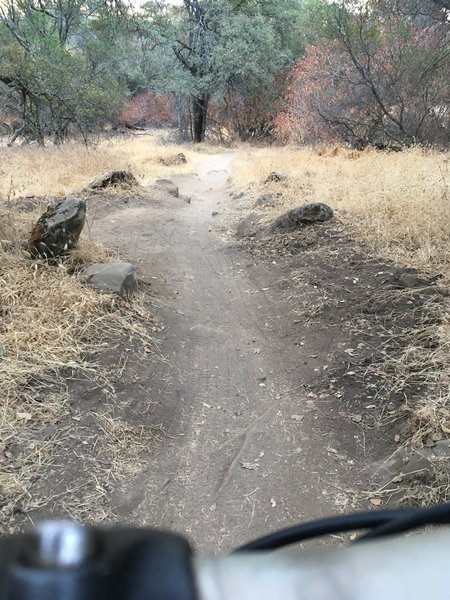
[192,94,209,143]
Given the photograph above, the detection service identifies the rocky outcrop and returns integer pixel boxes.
[80,262,137,298]
[270,202,333,231]
[88,170,138,190]
[29,197,86,258]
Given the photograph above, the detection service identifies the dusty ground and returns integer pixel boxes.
[4,152,438,549]
[75,153,425,551]
[87,155,361,551]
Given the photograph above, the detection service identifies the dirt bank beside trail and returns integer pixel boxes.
[71,152,419,552]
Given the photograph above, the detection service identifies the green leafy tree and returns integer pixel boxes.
[137,0,302,142]
[0,0,131,144]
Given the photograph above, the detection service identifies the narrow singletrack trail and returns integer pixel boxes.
[90,154,356,551]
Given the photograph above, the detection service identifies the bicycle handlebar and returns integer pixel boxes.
[0,519,449,599]
[197,527,450,599]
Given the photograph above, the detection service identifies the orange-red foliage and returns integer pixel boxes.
[118,91,177,128]
[277,14,449,147]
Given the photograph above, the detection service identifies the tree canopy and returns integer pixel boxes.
[0,0,448,146]
[277,0,450,147]
[134,0,302,141]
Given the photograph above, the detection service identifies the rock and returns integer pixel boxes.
[401,452,433,481]
[174,152,187,164]
[388,272,439,289]
[160,152,187,166]
[370,447,408,478]
[429,439,450,458]
[154,179,179,198]
[88,170,138,190]
[236,213,260,239]
[29,197,86,258]
[212,211,219,217]
[270,202,333,231]
[80,262,137,298]
[264,171,286,184]
[180,194,191,204]
[371,439,450,484]
[255,192,282,207]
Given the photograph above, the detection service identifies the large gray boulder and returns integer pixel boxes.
[81,262,138,298]
[154,178,179,198]
[88,170,138,190]
[270,202,333,231]
[29,197,86,258]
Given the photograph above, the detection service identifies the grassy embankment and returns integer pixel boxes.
[0,133,204,530]
[232,144,450,503]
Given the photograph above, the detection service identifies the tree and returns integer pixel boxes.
[137,0,301,142]
[0,0,131,144]
[278,0,450,148]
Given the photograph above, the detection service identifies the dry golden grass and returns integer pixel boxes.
[232,145,450,275]
[0,132,232,529]
[0,205,156,530]
[0,132,203,198]
[232,144,450,504]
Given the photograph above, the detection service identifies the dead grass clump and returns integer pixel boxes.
[68,237,114,269]
[0,208,156,530]
[94,412,157,483]
[406,314,450,443]
[231,145,450,275]
[0,133,202,199]
[231,145,450,504]
[366,293,450,505]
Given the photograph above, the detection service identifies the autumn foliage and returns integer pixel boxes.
[118,92,177,129]
[277,1,450,148]
[208,86,282,142]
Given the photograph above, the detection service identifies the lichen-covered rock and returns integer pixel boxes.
[80,262,137,298]
[264,172,287,184]
[175,152,187,164]
[88,170,138,190]
[29,197,86,258]
[270,202,333,231]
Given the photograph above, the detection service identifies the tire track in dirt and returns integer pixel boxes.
[90,154,360,552]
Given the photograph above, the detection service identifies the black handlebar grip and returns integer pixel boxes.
[0,527,198,600]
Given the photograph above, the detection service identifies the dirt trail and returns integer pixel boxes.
[90,154,359,552]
